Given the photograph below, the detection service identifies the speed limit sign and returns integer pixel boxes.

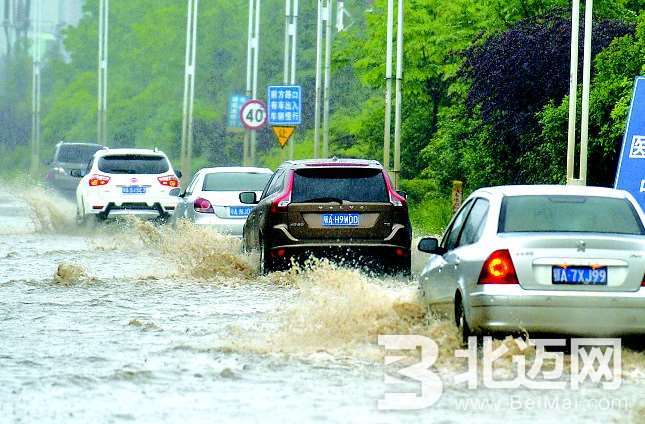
[240,99,267,130]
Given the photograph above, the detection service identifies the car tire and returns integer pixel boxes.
[387,255,411,277]
[260,238,274,275]
[455,297,473,345]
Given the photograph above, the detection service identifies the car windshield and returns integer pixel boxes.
[56,144,103,163]
[291,168,389,203]
[499,195,645,235]
[97,155,170,175]
[202,172,271,191]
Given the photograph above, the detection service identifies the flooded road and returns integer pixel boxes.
[1,185,644,423]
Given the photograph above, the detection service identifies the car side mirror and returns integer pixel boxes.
[239,191,258,205]
[397,190,408,199]
[70,169,83,178]
[418,237,446,255]
[175,170,183,179]
[169,188,181,197]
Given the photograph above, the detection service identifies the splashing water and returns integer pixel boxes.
[18,184,77,233]
[54,262,88,285]
[134,219,256,280]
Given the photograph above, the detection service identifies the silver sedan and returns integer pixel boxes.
[418,185,645,340]
[170,167,273,236]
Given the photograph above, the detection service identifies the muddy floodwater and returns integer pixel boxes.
[1,186,644,423]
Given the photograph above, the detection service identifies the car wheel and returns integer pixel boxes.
[455,297,472,345]
[260,238,274,275]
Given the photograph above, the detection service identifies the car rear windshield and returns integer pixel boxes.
[97,155,170,175]
[56,144,104,163]
[291,168,389,203]
[202,172,271,191]
[499,195,645,235]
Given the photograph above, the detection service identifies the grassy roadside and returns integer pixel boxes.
[408,196,452,237]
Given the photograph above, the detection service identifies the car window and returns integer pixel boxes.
[202,172,271,192]
[185,173,201,195]
[262,169,285,199]
[85,158,94,175]
[499,195,645,235]
[458,198,490,247]
[291,168,389,203]
[443,200,475,251]
[97,155,170,175]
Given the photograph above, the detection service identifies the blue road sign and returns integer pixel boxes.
[227,94,249,129]
[615,77,645,211]
[267,85,302,126]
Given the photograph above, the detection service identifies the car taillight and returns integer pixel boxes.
[158,175,180,187]
[271,170,294,214]
[641,273,645,287]
[88,175,110,187]
[383,171,406,207]
[478,250,519,285]
[194,198,214,214]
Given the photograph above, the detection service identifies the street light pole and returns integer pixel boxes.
[97,0,108,147]
[244,0,261,166]
[383,0,393,171]
[566,0,580,184]
[30,0,41,175]
[566,0,593,186]
[287,0,299,160]
[392,0,403,189]
[180,0,199,184]
[313,0,323,159]
[322,0,333,159]
[579,0,593,185]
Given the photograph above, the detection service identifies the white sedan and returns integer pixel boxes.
[170,167,273,236]
[418,185,645,340]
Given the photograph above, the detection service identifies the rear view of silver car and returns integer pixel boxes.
[45,142,107,197]
[171,167,272,236]
[418,185,645,339]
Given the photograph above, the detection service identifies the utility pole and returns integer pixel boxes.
[244,0,260,166]
[180,0,198,184]
[97,0,108,147]
[566,0,593,186]
[284,0,298,160]
[321,0,333,159]
[30,0,41,175]
[392,0,403,189]
[313,0,323,158]
[383,0,393,170]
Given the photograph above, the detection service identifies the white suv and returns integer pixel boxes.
[74,148,181,222]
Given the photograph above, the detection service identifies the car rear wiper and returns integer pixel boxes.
[303,197,345,204]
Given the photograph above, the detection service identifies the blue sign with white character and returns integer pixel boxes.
[267,85,302,126]
[615,77,645,212]
[227,94,248,129]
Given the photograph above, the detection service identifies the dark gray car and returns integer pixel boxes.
[45,142,107,196]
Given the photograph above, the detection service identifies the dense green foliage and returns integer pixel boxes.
[2,0,645,233]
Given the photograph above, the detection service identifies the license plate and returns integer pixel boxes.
[552,266,608,285]
[122,186,146,194]
[230,206,253,217]
[321,213,360,227]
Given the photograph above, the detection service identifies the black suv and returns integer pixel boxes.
[240,159,412,274]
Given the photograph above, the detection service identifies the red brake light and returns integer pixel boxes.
[158,175,180,188]
[271,170,294,214]
[382,170,406,207]
[641,274,645,287]
[88,175,110,187]
[478,250,519,285]
[194,197,214,214]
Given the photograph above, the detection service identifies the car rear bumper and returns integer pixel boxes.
[192,214,245,237]
[468,285,645,336]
